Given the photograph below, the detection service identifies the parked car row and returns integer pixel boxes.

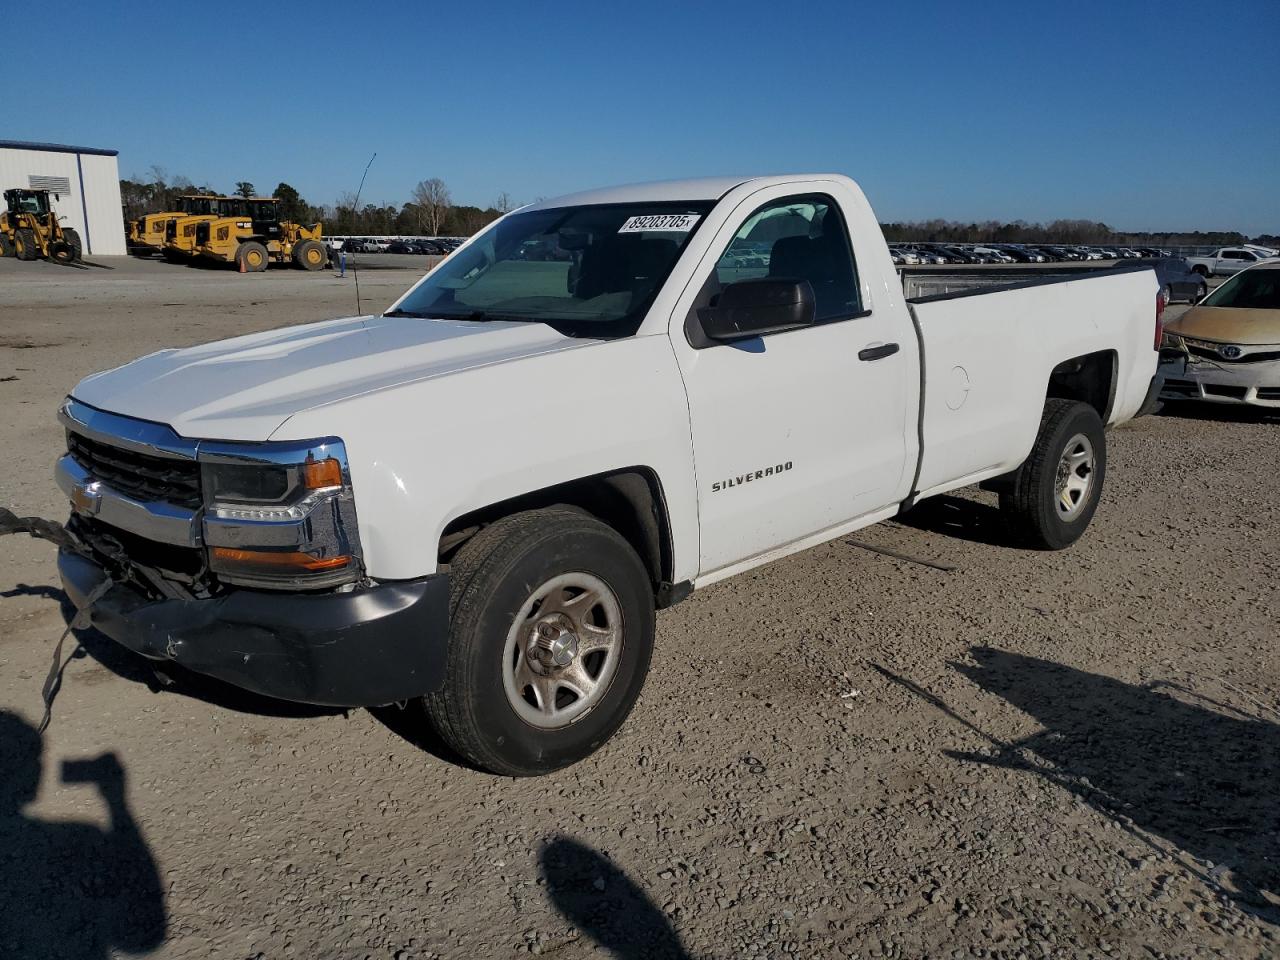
[888,241,1180,266]
[330,236,464,255]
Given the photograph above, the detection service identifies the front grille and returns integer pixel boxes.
[67,432,202,509]
[1162,379,1200,398]
[1256,387,1280,400]
[1186,344,1280,364]
[1202,384,1248,400]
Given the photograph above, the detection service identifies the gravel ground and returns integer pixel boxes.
[1,256,1276,960]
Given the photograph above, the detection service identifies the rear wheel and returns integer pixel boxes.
[292,239,326,271]
[1195,282,1208,303]
[1191,264,1209,277]
[1162,283,1174,305]
[14,229,38,261]
[999,399,1106,550]
[426,506,655,776]
[236,241,268,272]
[0,233,12,257]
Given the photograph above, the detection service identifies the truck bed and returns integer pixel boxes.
[903,266,1158,500]
[900,262,1153,302]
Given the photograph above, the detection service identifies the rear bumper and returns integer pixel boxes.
[58,549,450,707]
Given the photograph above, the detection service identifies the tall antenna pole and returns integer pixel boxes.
[350,152,376,316]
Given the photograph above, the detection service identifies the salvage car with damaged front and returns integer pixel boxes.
[1160,261,1280,407]
[54,174,1162,775]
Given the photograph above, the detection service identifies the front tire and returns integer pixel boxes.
[426,506,655,776]
[999,399,1106,550]
[292,239,326,271]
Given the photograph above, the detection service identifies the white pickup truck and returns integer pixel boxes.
[1184,247,1277,277]
[55,174,1162,775]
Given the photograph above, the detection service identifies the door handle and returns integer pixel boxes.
[858,342,900,362]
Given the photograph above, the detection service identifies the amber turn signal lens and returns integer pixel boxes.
[210,547,351,572]
[302,458,343,489]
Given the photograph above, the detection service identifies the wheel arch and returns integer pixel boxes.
[1045,349,1117,423]
[437,466,683,607]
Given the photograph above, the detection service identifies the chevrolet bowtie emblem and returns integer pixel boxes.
[71,480,103,516]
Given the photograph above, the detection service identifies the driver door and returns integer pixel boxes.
[669,184,912,577]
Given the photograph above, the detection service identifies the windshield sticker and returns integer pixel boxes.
[618,213,701,234]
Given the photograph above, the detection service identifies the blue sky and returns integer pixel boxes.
[9,0,1278,234]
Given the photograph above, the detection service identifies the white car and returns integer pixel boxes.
[54,173,1161,775]
[973,246,1015,263]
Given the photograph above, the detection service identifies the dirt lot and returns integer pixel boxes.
[1,255,1277,960]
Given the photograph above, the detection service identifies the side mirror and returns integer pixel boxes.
[699,278,816,342]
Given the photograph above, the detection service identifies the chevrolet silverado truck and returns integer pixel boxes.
[54,174,1163,775]
[1184,247,1277,278]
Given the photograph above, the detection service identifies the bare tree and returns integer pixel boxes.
[411,178,452,236]
[494,191,514,214]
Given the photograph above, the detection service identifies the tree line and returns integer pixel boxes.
[881,218,1272,248]
[119,170,1273,245]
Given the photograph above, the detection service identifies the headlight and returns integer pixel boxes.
[199,438,362,589]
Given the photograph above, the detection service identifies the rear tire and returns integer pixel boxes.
[1195,282,1208,303]
[292,239,326,271]
[236,241,268,272]
[0,233,12,257]
[426,506,655,776]
[15,228,38,261]
[999,399,1106,550]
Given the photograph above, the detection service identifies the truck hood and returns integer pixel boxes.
[71,314,582,441]
[1166,306,1280,346]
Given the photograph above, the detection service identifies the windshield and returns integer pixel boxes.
[389,201,713,337]
[1201,268,1280,309]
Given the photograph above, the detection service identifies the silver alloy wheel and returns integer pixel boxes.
[502,571,624,730]
[1055,432,1095,521]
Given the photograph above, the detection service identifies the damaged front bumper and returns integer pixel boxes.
[58,549,450,707]
[1159,353,1280,407]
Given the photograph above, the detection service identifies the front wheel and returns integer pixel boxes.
[999,399,1106,550]
[426,506,655,776]
[292,239,326,271]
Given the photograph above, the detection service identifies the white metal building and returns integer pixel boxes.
[0,140,126,256]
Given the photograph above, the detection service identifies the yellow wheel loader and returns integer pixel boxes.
[129,195,222,256]
[0,189,82,263]
[161,195,236,262]
[194,197,327,272]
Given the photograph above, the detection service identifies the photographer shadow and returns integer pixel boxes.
[950,648,1280,921]
[540,837,693,959]
[0,711,166,959]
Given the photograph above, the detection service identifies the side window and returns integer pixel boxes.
[714,194,862,321]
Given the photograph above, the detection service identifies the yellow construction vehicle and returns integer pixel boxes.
[0,188,82,263]
[194,197,327,271]
[161,195,238,262]
[128,194,222,256]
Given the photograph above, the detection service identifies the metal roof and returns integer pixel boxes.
[0,139,118,157]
